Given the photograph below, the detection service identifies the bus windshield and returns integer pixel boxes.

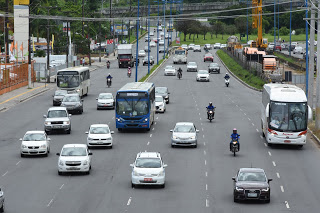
[116,98,149,116]
[269,101,307,132]
[57,75,80,88]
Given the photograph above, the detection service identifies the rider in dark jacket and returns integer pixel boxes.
[206,102,215,119]
[230,128,240,151]
[224,73,230,80]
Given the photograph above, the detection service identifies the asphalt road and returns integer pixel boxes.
[1,32,320,213]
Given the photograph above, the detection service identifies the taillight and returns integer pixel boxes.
[268,128,278,135]
[298,130,307,136]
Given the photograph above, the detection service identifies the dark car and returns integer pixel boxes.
[53,90,68,106]
[232,168,272,203]
[204,53,214,62]
[60,93,84,114]
[143,56,154,66]
[155,87,170,104]
[208,63,220,74]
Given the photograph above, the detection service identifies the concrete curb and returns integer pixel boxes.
[19,87,51,103]
[308,127,320,145]
[215,52,263,92]
[144,57,169,82]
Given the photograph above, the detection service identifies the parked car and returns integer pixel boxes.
[52,90,68,106]
[20,130,51,157]
[96,93,114,110]
[196,70,210,82]
[187,62,198,72]
[155,95,166,113]
[138,50,146,57]
[143,56,154,66]
[130,152,167,188]
[293,46,304,54]
[164,65,176,76]
[43,107,71,134]
[86,124,114,148]
[204,53,214,62]
[213,43,221,49]
[155,87,170,104]
[208,62,220,74]
[60,93,83,114]
[193,45,201,52]
[57,144,92,175]
[170,122,199,148]
[232,168,272,203]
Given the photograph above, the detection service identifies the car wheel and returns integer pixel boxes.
[20,153,24,158]
[161,183,165,188]
[233,195,238,203]
[47,147,50,153]
[0,202,4,212]
[58,171,63,175]
[44,152,48,157]
[80,109,83,114]
[45,130,50,135]
[267,142,272,147]
[86,169,90,175]
[118,128,122,132]
[132,183,135,188]
[193,144,197,148]
[67,129,71,134]
[265,199,270,203]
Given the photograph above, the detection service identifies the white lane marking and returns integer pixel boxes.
[277,173,280,178]
[205,160,207,165]
[2,171,8,177]
[199,113,201,115]
[196,104,198,107]
[206,199,209,207]
[206,184,208,191]
[285,201,290,209]
[154,122,157,125]
[59,184,64,190]
[150,134,152,138]
[264,143,267,147]
[248,118,251,121]
[240,108,243,111]
[127,197,132,206]
[152,127,154,131]
[202,128,204,131]
[203,135,205,138]
[252,123,255,126]
[47,199,54,207]
[156,117,159,120]
[204,142,206,146]
[260,135,263,139]
[236,105,238,107]
[197,108,199,111]
[201,123,203,125]
[204,150,206,155]
[16,161,21,165]
[205,172,208,177]
[147,141,150,145]
[256,129,259,132]
[200,118,202,120]
[272,161,276,167]
[108,121,111,124]
[280,185,284,192]
[268,151,272,156]
[231,100,234,103]
[244,113,247,116]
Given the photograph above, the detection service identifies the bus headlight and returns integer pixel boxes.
[76,89,80,93]
[144,118,148,122]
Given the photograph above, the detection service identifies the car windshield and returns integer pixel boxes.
[174,124,195,132]
[57,75,80,88]
[210,63,219,67]
[269,101,307,132]
[198,70,208,74]
[61,147,87,156]
[238,172,267,182]
[155,87,167,94]
[205,54,212,57]
[63,96,79,102]
[155,97,163,102]
[195,45,200,48]
[139,50,145,53]
[165,66,174,69]
[47,110,67,118]
[23,133,46,141]
[135,158,161,168]
[99,94,113,99]
[188,62,196,66]
[55,90,67,96]
[90,127,110,134]
[144,56,153,60]
[119,55,131,59]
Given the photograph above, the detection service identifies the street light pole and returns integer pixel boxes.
[305,0,309,97]
[289,0,292,56]
[157,0,159,64]
[148,0,150,74]
[246,0,248,42]
[163,0,166,59]
[135,0,140,82]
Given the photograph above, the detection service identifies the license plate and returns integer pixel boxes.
[97,142,104,144]
[68,167,78,170]
[53,126,62,129]
[104,104,108,106]
[144,178,153,182]
[284,140,291,143]
[247,193,257,197]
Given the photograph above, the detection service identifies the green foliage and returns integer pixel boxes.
[295,28,305,36]
[35,49,46,57]
[139,59,165,82]
[279,27,290,36]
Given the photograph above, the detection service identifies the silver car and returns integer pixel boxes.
[0,188,4,212]
[52,90,68,106]
[60,93,83,114]
[155,87,170,104]
[155,96,166,113]
[164,65,176,76]
[187,62,198,72]
[96,93,114,110]
[43,107,71,134]
[171,122,199,148]
[193,45,201,52]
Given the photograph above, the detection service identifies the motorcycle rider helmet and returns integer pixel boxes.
[233,128,237,134]
[108,73,111,76]
[209,102,212,106]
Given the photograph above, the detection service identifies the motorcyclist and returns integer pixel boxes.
[177,67,182,76]
[224,73,230,80]
[206,102,215,119]
[230,128,240,151]
[106,73,112,80]
[128,66,132,76]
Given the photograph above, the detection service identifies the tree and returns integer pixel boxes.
[212,21,223,38]
[200,25,209,40]
[174,20,190,41]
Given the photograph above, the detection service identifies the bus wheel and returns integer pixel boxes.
[146,128,150,131]
[118,128,122,132]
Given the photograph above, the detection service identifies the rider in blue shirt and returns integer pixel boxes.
[106,73,112,80]
[206,102,215,119]
[230,128,240,151]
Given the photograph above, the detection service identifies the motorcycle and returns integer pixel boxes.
[128,70,132,78]
[177,71,182,80]
[107,78,112,88]
[225,78,230,87]
[107,63,110,69]
[207,108,215,122]
[231,139,239,156]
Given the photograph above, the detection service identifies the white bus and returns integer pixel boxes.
[261,84,312,147]
[56,67,90,97]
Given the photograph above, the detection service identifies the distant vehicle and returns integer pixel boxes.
[232,168,272,203]
[204,44,212,50]
[150,31,154,36]
[164,65,176,76]
[155,87,170,104]
[196,70,210,82]
[308,40,317,46]
[293,46,304,54]
[204,53,214,62]
[247,40,254,45]
[213,43,221,49]
[57,144,92,175]
[181,44,188,50]
[155,96,166,113]
[60,93,83,114]
[96,93,114,110]
[138,50,146,57]
[158,26,162,31]
[187,62,198,72]
[52,90,68,106]
[145,35,151,42]
[159,39,165,46]
[173,47,187,64]
[0,188,4,212]
[220,44,227,48]
[144,46,151,52]
[275,43,282,51]
[143,56,154,66]
[86,124,114,148]
[56,67,90,97]
[115,82,155,131]
[130,152,167,188]
[43,107,72,134]
[193,45,201,52]
[170,122,199,148]
[303,51,317,62]
[150,41,156,47]
[159,46,166,53]
[20,131,51,157]
[152,38,158,43]
[208,63,220,74]
[188,43,195,50]
[261,84,312,147]
[291,42,298,46]
[117,44,135,68]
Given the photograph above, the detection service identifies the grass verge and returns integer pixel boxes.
[216,50,266,90]
[139,58,166,82]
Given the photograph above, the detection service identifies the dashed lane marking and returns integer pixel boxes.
[248,118,251,121]
[199,113,201,115]
[2,171,8,177]
[260,135,263,139]
[203,135,205,138]
[59,184,64,190]
[204,142,206,146]
[154,122,157,125]
[252,123,255,126]
[202,128,204,131]
[150,134,152,138]
[206,199,209,207]
[272,161,276,167]
[206,184,208,191]
[127,197,132,206]
[205,160,207,165]
[280,185,284,192]
[147,142,150,145]
[152,127,154,131]
[256,129,259,132]
[204,150,206,155]
[268,151,272,156]
[240,108,243,111]
[277,173,280,178]
[244,113,247,116]
[156,117,159,120]
[16,161,21,165]
[285,201,290,209]
[206,172,208,177]
[264,143,267,147]
[47,199,54,207]
[200,118,202,120]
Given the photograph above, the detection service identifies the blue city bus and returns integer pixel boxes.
[115,82,155,131]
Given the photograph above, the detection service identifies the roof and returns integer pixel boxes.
[90,124,109,128]
[48,107,67,111]
[25,130,45,134]
[63,144,87,148]
[117,44,133,49]
[175,122,194,126]
[239,168,265,173]
[118,82,154,92]
[138,152,160,158]
[264,83,307,102]
[57,66,89,72]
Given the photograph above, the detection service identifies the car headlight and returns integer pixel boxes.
[159,104,164,107]
[45,121,51,125]
[262,187,270,192]
[106,137,112,140]
[63,121,70,125]
[21,144,27,148]
[61,103,65,106]
[133,170,143,176]
[76,89,80,93]
[75,103,81,107]
[59,160,64,166]
[173,136,178,139]
[158,170,164,176]
[83,160,88,165]
[40,144,47,148]
[165,96,168,99]
[0,191,3,198]
[87,137,94,141]
[235,186,244,191]
[190,136,196,140]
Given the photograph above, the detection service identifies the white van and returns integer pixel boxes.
[293,46,304,54]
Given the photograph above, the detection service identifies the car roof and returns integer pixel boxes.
[64,93,80,97]
[156,86,168,89]
[198,70,208,72]
[155,95,164,99]
[188,62,196,64]
[62,144,87,148]
[175,122,194,126]
[138,152,160,158]
[48,107,67,111]
[90,124,109,128]
[99,93,113,96]
[210,63,219,65]
[25,130,45,134]
[239,168,265,173]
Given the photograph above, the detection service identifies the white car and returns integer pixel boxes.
[150,31,154,36]
[187,62,198,72]
[188,43,195,50]
[165,34,169,39]
[181,44,188,50]
[138,50,146,57]
[159,40,165,46]
[247,40,254,45]
[155,96,166,113]
[20,131,51,157]
[164,65,176,76]
[86,124,114,148]
[293,46,304,54]
[204,44,212,50]
[145,35,151,42]
[193,45,201,52]
[196,70,210,82]
[220,44,227,48]
[96,93,114,110]
[292,42,298,46]
[213,43,221,49]
[57,144,92,175]
[150,41,156,47]
[130,152,167,188]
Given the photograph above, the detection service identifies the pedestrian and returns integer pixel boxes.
[82,57,85,66]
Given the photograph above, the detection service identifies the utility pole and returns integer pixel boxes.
[305,0,309,99]
[246,0,248,42]
[148,0,150,74]
[66,21,69,68]
[315,0,320,130]
[289,0,292,56]
[5,0,9,63]
[99,0,103,63]
[46,9,50,83]
[273,0,276,51]
[82,0,84,36]
[135,0,140,82]
[129,0,131,43]
[308,6,315,109]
